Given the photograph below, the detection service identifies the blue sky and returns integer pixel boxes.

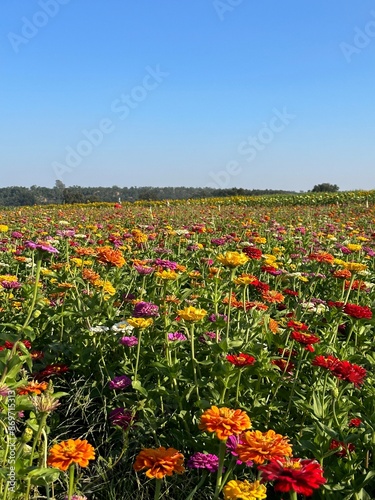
[1,0,375,191]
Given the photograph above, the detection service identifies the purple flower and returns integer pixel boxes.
[0,383,10,397]
[199,331,221,343]
[211,238,227,246]
[11,231,23,239]
[119,336,138,347]
[187,244,200,251]
[122,293,136,302]
[56,229,76,238]
[25,240,59,254]
[226,435,253,467]
[208,313,228,323]
[133,301,159,318]
[187,452,220,473]
[134,265,154,275]
[168,332,187,342]
[154,258,178,270]
[109,408,134,430]
[0,281,21,289]
[109,375,132,390]
[363,246,375,257]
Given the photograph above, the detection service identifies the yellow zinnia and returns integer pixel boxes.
[217,251,248,268]
[127,317,153,329]
[177,306,207,322]
[223,479,267,500]
[341,262,367,272]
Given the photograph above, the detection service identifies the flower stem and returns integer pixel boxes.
[153,478,162,500]
[190,323,200,400]
[134,330,143,381]
[22,255,42,329]
[213,440,227,500]
[68,464,75,500]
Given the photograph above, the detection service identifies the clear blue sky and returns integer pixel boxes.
[1,0,375,191]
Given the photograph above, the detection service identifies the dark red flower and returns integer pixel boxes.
[332,361,367,387]
[283,289,299,297]
[349,418,362,428]
[271,359,295,374]
[226,353,256,367]
[259,458,326,496]
[327,301,344,309]
[35,364,69,381]
[242,246,262,259]
[312,356,367,387]
[329,439,355,457]
[343,303,372,319]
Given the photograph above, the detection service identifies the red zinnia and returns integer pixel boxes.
[242,246,262,259]
[312,356,367,387]
[343,303,372,319]
[287,320,309,331]
[259,458,326,496]
[291,331,320,345]
[332,360,367,387]
[226,353,256,367]
[349,417,362,428]
[329,440,355,457]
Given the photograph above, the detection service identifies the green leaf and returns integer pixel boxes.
[132,380,148,397]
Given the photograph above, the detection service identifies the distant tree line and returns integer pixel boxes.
[0,182,297,206]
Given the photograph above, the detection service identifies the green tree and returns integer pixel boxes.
[311,183,339,193]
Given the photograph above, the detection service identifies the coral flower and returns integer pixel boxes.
[96,246,125,268]
[199,406,251,440]
[133,447,185,479]
[226,353,256,367]
[258,458,326,496]
[177,306,207,322]
[217,251,249,268]
[223,479,267,500]
[261,290,285,304]
[308,251,334,264]
[236,429,292,464]
[48,439,95,471]
[17,381,48,395]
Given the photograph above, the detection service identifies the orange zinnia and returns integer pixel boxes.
[236,429,292,464]
[17,381,48,395]
[308,251,335,264]
[82,268,100,283]
[133,446,185,479]
[96,246,125,268]
[199,406,251,440]
[47,439,95,471]
[261,290,285,304]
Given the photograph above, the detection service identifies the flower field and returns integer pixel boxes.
[0,194,375,499]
